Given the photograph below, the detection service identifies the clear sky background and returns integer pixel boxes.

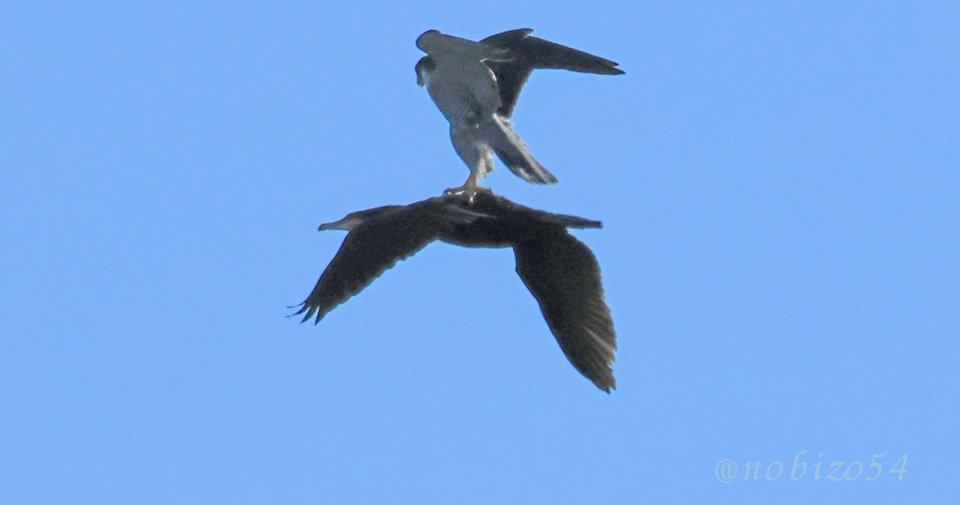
[2,1,958,503]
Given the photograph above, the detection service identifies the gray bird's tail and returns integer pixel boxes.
[481,116,558,184]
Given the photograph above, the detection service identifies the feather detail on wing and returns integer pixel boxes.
[481,28,624,117]
[514,229,617,391]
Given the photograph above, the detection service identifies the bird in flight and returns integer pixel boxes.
[415,28,624,197]
[293,190,618,392]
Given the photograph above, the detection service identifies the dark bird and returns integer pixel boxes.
[293,190,617,392]
[415,28,624,196]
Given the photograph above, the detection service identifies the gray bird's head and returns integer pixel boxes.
[414,57,435,87]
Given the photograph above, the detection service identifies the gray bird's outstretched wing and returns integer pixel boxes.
[481,28,624,117]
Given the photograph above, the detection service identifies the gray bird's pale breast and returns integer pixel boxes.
[425,54,502,126]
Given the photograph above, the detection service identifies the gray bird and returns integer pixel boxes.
[293,190,617,392]
[415,28,624,196]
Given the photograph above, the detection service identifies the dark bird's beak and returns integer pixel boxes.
[318,219,348,231]
[318,213,364,231]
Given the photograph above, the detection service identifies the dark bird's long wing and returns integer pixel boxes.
[481,28,625,118]
[294,209,445,324]
[492,192,603,228]
[514,229,617,391]
[473,191,602,229]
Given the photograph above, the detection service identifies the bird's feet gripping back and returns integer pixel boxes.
[443,173,487,203]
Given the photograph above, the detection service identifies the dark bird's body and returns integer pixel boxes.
[294,191,617,391]
[415,29,624,195]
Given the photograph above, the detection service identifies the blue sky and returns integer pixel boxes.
[2,1,958,503]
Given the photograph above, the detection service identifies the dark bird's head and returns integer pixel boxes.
[318,206,402,232]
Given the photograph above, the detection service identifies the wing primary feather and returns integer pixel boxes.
[513,229,616,391]
[479,28,625,117]
[294,205,447,324]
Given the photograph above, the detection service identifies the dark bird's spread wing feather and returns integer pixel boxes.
[480,28,625,117]
[476,192,603,229]
[295,208,444,324]
[514,229,617,391]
